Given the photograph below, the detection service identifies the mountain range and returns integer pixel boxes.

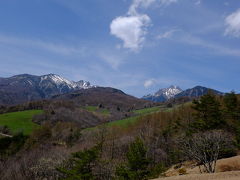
[0,73,225,105]
[142,85,224,102]
[0,74,94,105]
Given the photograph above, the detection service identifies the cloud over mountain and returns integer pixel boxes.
[144,79,157,88]
[110,15,150,51]
[110,0,177,51]
[225,8,240,37]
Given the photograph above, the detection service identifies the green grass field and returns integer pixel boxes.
[85,106,110,116]
[107,116,139,128]
[107,106,164,128]
[133,106,163,115]
[85,103,192,132]
[100,109,110,116]
[85,106,98,112]
[0,110,43,135]
[106,103,191,128]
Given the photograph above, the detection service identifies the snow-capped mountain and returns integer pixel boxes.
[142,85,183,102]
[155,85,182,99]
[143,85,224,102]
[40,74,94,92]
[0,74,95,105]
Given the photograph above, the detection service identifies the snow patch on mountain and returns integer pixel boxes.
[155,85,182,99]
[40,74,94,90]
[142,85,183,102]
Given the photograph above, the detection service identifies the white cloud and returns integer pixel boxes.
[180,34,240,57]
[99,52,123,70]
[110,15,151,51]
[110,0,177,51]
[144,79,157,88]
[128,0,178,14]
[157,29,178,39]
[128,0,157,15]
[195,0,201,5]
[144,76,191,89]
[0,34,86,56]
[225,9,240,37]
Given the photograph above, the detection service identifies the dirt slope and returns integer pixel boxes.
[156,171,240,180]
[155,155,240,180]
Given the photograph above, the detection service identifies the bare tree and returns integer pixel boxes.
[181,130,233,173]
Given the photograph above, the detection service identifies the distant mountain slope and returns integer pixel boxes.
[143,85,224,102]
[174,86,224,99]
[142,85,183,102]
[52,87,154,111]
[0,74,94,105]
[32,87,155,128]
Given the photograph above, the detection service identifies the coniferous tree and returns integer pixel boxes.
[192,92,224,131]
[223,91,240,121]
[58,144,100,180]
[223,92,240,147]
[116,138,150,180]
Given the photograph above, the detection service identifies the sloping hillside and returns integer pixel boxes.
[155,171,240,180]
[52,87,155,111]
[0,110,42,135]
[156,155,240,180]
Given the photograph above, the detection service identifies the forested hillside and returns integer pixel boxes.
[0,92,240,179]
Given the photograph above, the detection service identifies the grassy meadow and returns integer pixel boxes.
[85,105,110,116]
[0,110,43,135]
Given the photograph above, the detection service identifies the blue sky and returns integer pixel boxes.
[0,0,240,97]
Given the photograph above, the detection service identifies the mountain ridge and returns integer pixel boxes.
[174,85,224,98]
[0,73,226,105]
[0,74,95,105]
[143,85,224,102]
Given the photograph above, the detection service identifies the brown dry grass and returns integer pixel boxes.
[219,161,240,172]
[155,171,240,180]
[155,156,240,180]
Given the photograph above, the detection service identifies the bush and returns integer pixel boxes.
[51,122,81,147]
[30,157,63,179]
[149,163,166,178]
[24,124,52,149]
[0,132,27,159]
[174,164,182,169]
[0,125,10,134]
[178,168,187,175]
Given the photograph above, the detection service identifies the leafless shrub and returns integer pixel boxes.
[0,125,10,134]
[29,157,63,180]
[0,145,68,180]
[181,130,234,173]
